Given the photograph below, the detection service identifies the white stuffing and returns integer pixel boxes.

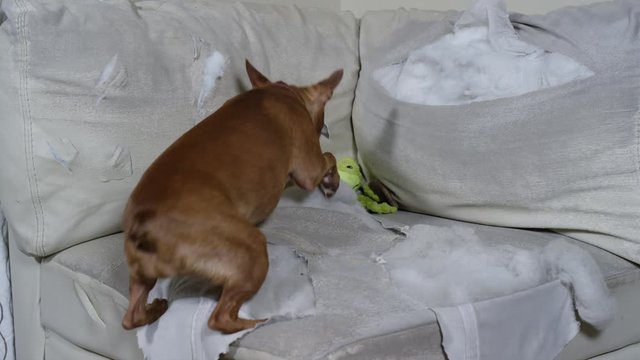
[542,241,616,329]
[380,224,615,329]
[381,225,543,306]
[196,50,226,115]
[374,1,594,106]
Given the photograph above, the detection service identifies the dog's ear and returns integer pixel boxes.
[301,69,343,138]
[313,69,343,105]
[319,69,343,94]
[245,60,271,88]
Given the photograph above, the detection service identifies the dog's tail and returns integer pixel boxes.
[126,210,157,254]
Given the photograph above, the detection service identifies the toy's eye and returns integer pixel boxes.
[347,165,353,169]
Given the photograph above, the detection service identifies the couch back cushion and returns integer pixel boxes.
[0,0,358,256]
[353,2,640,263]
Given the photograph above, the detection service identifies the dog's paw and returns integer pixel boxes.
[320,170,340,198]
[122,298,169,330]
[209,317,267,334]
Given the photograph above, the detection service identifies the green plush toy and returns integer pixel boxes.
[337,157,398,214]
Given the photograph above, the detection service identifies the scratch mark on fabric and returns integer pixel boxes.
[100,145,132,182]
[94,54,128,106]
[74,282,106,328]
[46,138,78,172]
[127,0,142,18]
[190,34,200,61]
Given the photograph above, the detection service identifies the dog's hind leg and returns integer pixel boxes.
[208,280,267,333]
[210,226,269,333]
[121,275,168,330]
[186,220,269,334]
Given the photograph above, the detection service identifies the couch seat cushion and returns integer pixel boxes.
[40,209,640,360]
[40,233,139,359]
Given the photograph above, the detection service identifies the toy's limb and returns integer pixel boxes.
[337,157,398,214]
[368,179,399,208]
[362,184,380,202]
[357,194,398,214]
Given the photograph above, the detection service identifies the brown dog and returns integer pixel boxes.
[121,60,342,334]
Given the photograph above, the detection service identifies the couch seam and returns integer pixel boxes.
[347,14,361,158]
[15,0,45,257]
[604,267,640,287]
[635,100,639,187]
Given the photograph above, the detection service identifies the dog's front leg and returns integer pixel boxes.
[318,152,339,198]
[291,151,340,198]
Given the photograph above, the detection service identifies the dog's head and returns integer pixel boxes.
[245,60,343,139]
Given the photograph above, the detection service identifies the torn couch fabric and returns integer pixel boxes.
[373,0,593,106]
[137,184,614,360]
[434,280,579,360]
[136,244,315,360]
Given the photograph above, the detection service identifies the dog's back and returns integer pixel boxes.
[126,83,315,226]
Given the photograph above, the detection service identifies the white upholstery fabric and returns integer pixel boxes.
[45,331,112,360]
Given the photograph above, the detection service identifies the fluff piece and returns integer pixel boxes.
[382,225,544,306]
[374,0,593,106]
[196,50,226,115]
[381,224,615,328]
[542,241,616,330]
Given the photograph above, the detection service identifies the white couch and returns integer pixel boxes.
[0,0,639,359]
